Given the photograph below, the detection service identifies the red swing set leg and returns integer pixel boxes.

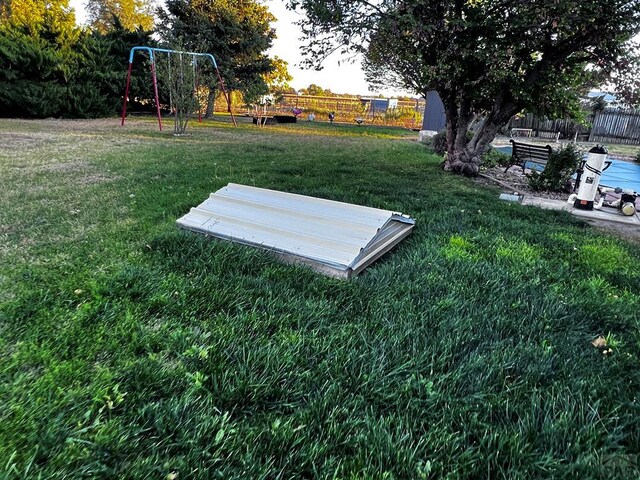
[151,60,162,131]
[120,57,163,131]
[120,62,133,126]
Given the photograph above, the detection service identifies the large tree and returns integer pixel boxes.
[0,0,78,40]
[157,0,276,117]
[262,55,293,100]
[85,0,155,34]
[610,50,640,106]
[0,0,80,116]
[290,0,640,176]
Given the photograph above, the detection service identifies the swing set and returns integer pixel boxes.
[120,46,237,130]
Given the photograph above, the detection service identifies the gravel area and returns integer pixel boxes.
[475,165,571,200]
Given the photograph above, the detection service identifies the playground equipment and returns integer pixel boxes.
[120,46,237,131]
[252,95,273,127]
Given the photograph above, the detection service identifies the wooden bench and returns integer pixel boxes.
[510,128,533,138]
[504,139,553,173]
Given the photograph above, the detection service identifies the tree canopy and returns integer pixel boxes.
[0,0,78,41]
[86,0,155,34]
[610,50,640,106]
[158,0,277,113]
[263,56,294,100]
[290,0,640,175]
[300,83,332,96]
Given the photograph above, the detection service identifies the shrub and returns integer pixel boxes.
[431,130,448,154]
[429,130,474,155]
[635,151,640,163]
[528,144,582,192]
[481,146,510,168]
[0,24,155,119]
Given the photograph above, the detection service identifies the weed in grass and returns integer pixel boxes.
[604,332,622,350]
[442,235,477,260]
[579,241,632,274]
[496,238,541,266]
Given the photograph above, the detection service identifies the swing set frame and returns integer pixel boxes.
[120,46,237,130]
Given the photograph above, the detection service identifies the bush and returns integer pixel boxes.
[528,144,582,192]
[431,130,448,155]
[384,107,420,123]
[481,146,510,168]
[635,151,640,163]
[0,24,155,119]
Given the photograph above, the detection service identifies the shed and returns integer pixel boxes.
[422,91,446,132]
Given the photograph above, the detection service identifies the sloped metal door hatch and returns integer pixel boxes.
[176,183,415,278]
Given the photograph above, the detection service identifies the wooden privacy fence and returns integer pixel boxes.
[589,108,640,145]
[510,108,640,145]
[509,114,591,140]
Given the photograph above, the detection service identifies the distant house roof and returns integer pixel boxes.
[587,91,616,102]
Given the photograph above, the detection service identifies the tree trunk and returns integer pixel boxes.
[444,147,483,177]
[440,90,520,177]
[205,88,216,118]
[442,94,482,176]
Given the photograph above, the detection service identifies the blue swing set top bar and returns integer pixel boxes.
[127,46,219,69]
[121,45,236,130]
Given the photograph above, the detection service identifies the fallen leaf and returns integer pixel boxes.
[592,336,608,349]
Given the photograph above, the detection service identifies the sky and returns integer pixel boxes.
[67,0,413,98]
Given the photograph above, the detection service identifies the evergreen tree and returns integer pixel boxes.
[0,0,155,118]
[72,21,156,117]
[0,32,68,116]
[0,0,81,116]
[157,0,277,116]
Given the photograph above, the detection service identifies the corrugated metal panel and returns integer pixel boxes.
[177,183,415,278]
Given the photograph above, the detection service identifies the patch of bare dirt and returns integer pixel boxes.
[476,165,571,200]
[29,159,121,185]
[0,131,57,151]
[37,160,90,173]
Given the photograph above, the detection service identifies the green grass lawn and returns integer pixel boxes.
[1,117,639,479]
